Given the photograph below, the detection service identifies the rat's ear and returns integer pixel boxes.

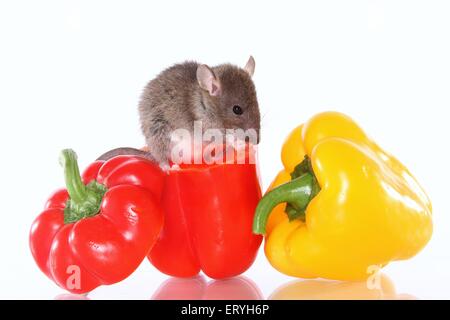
[197,64,221,96]
[244,56,255,77]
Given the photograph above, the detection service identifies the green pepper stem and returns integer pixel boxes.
[59,149,107,224]
[59,149,88,203]
[252,172,316,235]
[253,155,321,235]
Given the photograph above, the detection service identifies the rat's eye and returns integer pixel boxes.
[233,105,243,115]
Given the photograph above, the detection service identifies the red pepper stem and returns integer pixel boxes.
[59,149,106,224]
[252,173,315,235]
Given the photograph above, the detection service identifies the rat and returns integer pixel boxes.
[97,56,260,167]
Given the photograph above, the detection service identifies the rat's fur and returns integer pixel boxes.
[98,59,260,165]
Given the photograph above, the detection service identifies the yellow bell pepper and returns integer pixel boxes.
[253,111,433,281]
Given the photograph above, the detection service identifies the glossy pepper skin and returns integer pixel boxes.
[30,150,165,294]
[253,111,433,281]
[149,148,263,279]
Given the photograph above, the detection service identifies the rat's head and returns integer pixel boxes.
[196,56,260,144]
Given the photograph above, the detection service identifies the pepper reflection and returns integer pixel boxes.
[270,274,415,300]
[151,275,263,300]
[54,293,89,300]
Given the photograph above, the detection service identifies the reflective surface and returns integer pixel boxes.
[269,274,415,300]
[55,293,90,300]
[151,276,263,300]
[55,272,416,300]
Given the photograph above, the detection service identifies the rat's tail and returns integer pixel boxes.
[97,147,156,162]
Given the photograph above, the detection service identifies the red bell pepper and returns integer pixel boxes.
[29,150,165,294]
[148,146,263,279]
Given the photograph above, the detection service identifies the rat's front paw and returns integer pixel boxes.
[159,162,171,172]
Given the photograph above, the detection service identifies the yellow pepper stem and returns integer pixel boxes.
[253,156,320,235]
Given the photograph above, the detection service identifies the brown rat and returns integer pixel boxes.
[97,56,260,166]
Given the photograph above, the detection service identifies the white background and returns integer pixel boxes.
[1,0,449,299]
